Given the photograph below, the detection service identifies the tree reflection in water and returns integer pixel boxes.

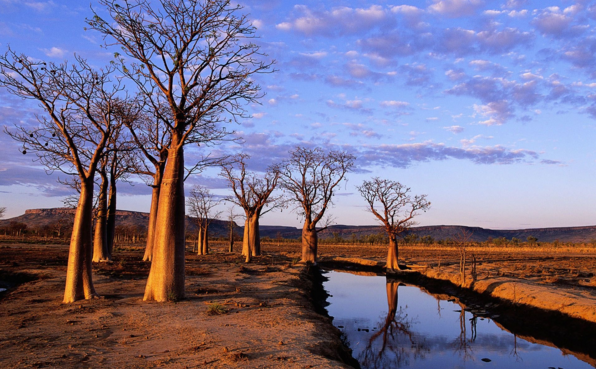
[452,303,474,362]
[359,279,428,368]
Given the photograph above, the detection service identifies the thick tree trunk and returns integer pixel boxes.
[301,222,318,263]
[248,214,260,256]
[386,235,401,272]
[201,225,208,255]
[143,170,162,262]
[92,172,110,262]
[242,218,250,256]
[242,214,260,258]
[143,143,185,302]
[106,177,117,258]
[196,224,203,254]
[228,222,234,253]
[63,178,98,303]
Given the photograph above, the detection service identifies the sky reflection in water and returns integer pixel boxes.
[323,270,593,369]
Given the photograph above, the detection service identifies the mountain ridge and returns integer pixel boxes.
[2,208,596,243]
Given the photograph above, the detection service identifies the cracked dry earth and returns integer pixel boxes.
[0,243,353,368]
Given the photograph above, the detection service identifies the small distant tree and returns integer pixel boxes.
[358,178,430,272]
[0,207,5,218]
[421,235,434,245]
[454,229,474,286]
[8,221,28,237]
[220,154,283,262]
[492,237,508,246]
[403,233,419,244]
[187,185,221,255]
[275,147,355,263]
[226,207,239,253]
[527,236,538,245]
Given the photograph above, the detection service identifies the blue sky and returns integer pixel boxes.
[1,0,596,229]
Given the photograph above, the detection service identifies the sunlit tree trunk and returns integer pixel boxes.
[242,214,260,257]
[242,218,250,256]
[201,225,208,255]
[106,176,117,258]
[301,221,318,263]
[143,141,185,302]
[143,169,163,262]
[197,223,204,255]
[93,171,110,262]
[64,178,98,303]
[386,235,401,272]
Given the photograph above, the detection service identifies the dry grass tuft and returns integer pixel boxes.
[206,302,228,315]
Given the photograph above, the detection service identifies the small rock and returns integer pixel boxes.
[481,358,491,362]
[278,341,284,345]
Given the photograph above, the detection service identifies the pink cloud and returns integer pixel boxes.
[428,0,484,18]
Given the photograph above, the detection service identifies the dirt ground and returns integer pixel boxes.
[0,241,355,369]
[1,239,595,368]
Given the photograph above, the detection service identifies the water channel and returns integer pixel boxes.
[323,270,595,369]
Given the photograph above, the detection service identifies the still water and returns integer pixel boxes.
[323,270,594,369]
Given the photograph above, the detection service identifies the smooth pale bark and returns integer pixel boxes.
[242,214,260,257]
[143,143,185,302]
[201,226,208,255]
[196,224,204,255]
[242,218,250,256]
[106,177,117,258]
[301,223,318,263]
[143,169,163,262]
[64,179,98,303]
[386,236,401,272]
[251,215,260,256]
[92,172,110,262]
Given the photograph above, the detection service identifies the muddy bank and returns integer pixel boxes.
[320,257,596,366]
[0,243,357,368]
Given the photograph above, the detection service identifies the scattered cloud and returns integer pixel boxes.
[40,47,66,58]
[358,142,541,169]
[427,0,484,18]
[326,99,372,114]
[473,101,513,126]
[276,4,390,37]
[444,125,464,133]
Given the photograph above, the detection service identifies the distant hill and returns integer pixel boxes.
[260,224,596,243]
[2,208,596,243]
[0,208,239,237]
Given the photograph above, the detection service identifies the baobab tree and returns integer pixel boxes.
[105,145,137,257]
[93,123,136,262]
[121,102,170,262]
[93,155,112,262]
[0,207,5,218]
[358,178,430,272]
[187,185,221,255]
[220,154,282,262]
[88,0,273,302]
[226,207,240,253]
[275,147,355,263]
[1,50,123,303]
